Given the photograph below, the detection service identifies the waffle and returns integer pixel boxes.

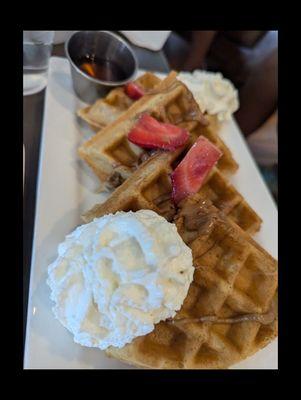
[205,114,222,134]
[77,72,162,131]
[78,72,238,187]
[82,150,261,235]
[82,164,277,369]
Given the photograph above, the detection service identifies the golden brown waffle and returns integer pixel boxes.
[78,72,238,186]
[82,170,277,368]
[82,150,261,235]
[204,114,222,137]
[77,72,162,131]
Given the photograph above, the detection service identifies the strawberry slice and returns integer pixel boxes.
[128,114,189,151]
[124,82,145,100]
[171,136,222,204]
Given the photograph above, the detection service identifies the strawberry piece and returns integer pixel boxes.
[124,82,145,100]
[171,136,222,204]
[128,114,189,151]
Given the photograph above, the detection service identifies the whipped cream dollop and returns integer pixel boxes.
[47,210,194,350]
[178,70,239,121]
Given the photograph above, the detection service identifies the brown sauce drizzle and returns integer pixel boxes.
[153,193,176,221]
[177,200,219,233]
[168,296,277,326]
[137,149,158,165]
[168,308,276,326]
[153,192,172,206]
[194,264,277,276]
[107,171,125,188]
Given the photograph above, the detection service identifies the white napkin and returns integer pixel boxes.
[120,31,171,51]
[53,31,75,45]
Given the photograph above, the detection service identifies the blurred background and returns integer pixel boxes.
[163,31,278,203]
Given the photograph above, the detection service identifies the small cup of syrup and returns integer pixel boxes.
[65,31,138,103]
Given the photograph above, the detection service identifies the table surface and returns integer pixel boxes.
[23,40,170,344]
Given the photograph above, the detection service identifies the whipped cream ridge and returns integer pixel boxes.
[47,210,194,350]
[178,70,239,121]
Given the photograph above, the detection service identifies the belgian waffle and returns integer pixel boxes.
[77,72,161,131]
[78,72,238,187]
[82,150,261,235]
[82,161,277,369]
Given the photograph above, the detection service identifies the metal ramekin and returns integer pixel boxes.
[65,31,138,103]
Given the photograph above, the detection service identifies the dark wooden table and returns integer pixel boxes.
[23,41,170,343]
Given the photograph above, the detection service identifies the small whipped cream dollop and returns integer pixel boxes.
[47,210,194,350]
[178,70,239,122]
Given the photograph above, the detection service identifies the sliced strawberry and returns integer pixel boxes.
[128,114,189,151]
[171,136,222,204]
[124,82,145,100]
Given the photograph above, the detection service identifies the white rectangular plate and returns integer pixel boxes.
[24,57,278,369]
